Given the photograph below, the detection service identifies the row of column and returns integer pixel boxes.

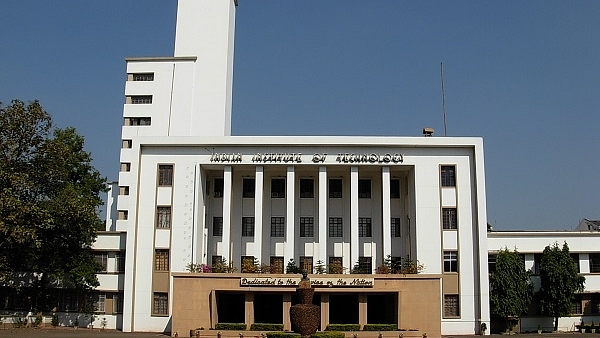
[216,165,394,267]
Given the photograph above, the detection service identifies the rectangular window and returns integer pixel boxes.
[390,179,400,198]
[592,294,600,314]
[329,179,342,198]
[329,257,343,274]
[212,256,223,266]
[214,178,224,197]
[156,207,171,229]
[131,73,154,81]
[115,252,126,273]
[122,139,132,148]
[270,256,284,274]
[124,117,151,126]
[444,295,460,317]
[444,251,458,272]
[154,249,169,271]
[488,254,497,274]
[358,218,372,237]
[271,217,285,237]
[241,256,255,272]
[94,252,108,272]
[571,294,582,314]
[129,95,153,104]
[358,257,372,274]
[153,293,168,315]
[96,293,106,313]
[242,178,255,198]
[158,165,173,186]
[590,253,600,273]
[328,217,343,237]
[441,166,456,187]
[533,253,543,275]
[300,256,313,274]
[242,217,255,237]
[442,208,457,230]
[300,178,314,198]
[118,210,128,220]
[300,217,314,237]
[391,218,401,237]
[571,253,580,273]
[120,162,131,172]
[213,217,223,236]
[358,179,371,198]
[113,293,124,313]
[271,178,286,198]
[119,186,129,195]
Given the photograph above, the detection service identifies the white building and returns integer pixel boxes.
[84,0,599,335]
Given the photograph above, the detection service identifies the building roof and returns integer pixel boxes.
[575,219,600,232]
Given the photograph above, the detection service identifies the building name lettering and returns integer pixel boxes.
[210,152,404,165]
[240,277,374,288]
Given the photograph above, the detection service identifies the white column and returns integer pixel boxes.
[254,166,264,265]
[381,167,392,264]
[318,166,328,265]
[222,166,233,264]
[285,166,295,264]
[350,166,359,270]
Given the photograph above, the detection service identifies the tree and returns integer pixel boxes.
[0,99,107,311]
[489,248,533,332]
[538,242,585,331]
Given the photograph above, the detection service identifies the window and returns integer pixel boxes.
[271,217,285,237]
[153,293,168,315]
[444,295,460,317]
[124,117,151,126]
[94,252,108,272]
[242,217,255,237]
[533,253,543,275]
[242,178,255,198]
[328,217,343,237]
[154,249,169,271]
[96,293,106,313]
[300,217,314,237]
[119,186,129,195]
[241,256,255,272]
[156,207,171,229]
[271,178,285,198]
[391,218,401,237]
[115,252,126,273]
[390,179,400,198]
[122,139,132,148]
[113,293,124,313]
[590,253,600,273]
[158,165,173,186]
[571,294,582,314]
[358,179,371,198]
[129,95,153,104]
[359,218,372,237]
[442,208,457,230]
[441,166,456,187]
[329,257,343,274]
[213,217,223,236]
[270,257,284,274]
[571,253,580,273]
[592,294,600,314]
[131,73,154,81]
[329,179,342,198]
[488,254,497,274]
[118,210,128,220]
[214,178,224,197]
[444,251,458,272]
[358,257,372,274]
[300,256,313,274]
[120,162,131,172]
[212,256,223,266]
[300,179,314,198]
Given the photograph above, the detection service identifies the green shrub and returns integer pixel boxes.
[215,323,247,330]
[51,314,59,326]
[363,324,398,331]
[325,324,361,331]
[250,323,284,331]
[311,332,345,338]
[266,332,301,338]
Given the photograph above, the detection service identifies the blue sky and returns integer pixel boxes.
[1,1,598,230]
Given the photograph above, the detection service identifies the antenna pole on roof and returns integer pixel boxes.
[441,62,448,137]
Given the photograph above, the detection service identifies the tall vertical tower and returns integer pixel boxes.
[117,0,237,332]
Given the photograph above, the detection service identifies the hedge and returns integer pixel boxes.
[362,324,398,331]
[325,324,361,331]
[250,323,285,331]
[311,332,345,338]
[266,332,301,338]
[215,323,247,330]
